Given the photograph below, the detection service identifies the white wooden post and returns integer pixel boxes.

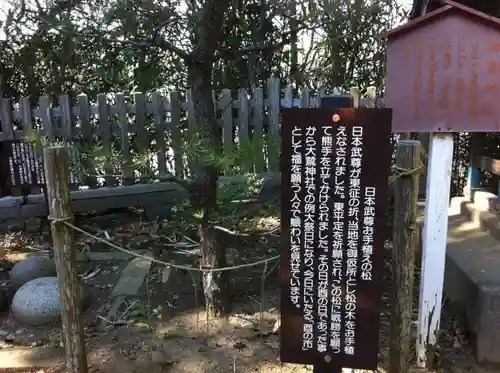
[416,132,454,368]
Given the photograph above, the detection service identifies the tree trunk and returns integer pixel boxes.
[187,59,231,318]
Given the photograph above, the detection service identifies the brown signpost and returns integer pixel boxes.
[280,108,393,371]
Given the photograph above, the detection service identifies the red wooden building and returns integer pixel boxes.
[386,0,500,133]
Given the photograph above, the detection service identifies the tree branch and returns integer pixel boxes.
[71,31,193,62]
[216,24,316,58]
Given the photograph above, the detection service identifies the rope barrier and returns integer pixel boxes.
[44,162,422,274]
[389,164,423,185]
[47,216,279,273]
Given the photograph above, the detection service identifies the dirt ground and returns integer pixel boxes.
[0,207,495,373]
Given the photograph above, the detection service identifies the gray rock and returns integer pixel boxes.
[11,277,89,326]
[9,255,57,291]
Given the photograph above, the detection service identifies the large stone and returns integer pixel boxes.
[11,277,89,326]
[442,197,500,364]
[9,256,57,291]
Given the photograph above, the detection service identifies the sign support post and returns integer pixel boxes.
[415,133,454,368]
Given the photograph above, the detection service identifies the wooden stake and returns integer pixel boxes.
[43,144,88,373]
[389,140,421,373]
[416,133,454,368]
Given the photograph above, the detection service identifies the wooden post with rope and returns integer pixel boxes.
[43,144,88,373]
[389,140,421,373]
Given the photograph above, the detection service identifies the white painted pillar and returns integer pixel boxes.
[416,133,454,368]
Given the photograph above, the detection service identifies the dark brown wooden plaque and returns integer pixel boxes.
[280,108,392,370]
[4,141,46,185]
[0,140,82,196]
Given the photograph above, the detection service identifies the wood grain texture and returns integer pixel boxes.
[390,140,421,373]
[43,145,88,373]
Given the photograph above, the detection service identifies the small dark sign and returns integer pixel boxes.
[0,140,46,196]
[280,108,392,370]
[0,140,82,197]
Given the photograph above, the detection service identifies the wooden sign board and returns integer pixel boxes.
[0,140,81,197]
[279,108,392,370]
[0,140,46,196]
[386,2,500,132]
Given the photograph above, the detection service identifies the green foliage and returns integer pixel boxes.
[173,174,266,228]
[0,0,406,101]
[182,129,280,175]
[23,126,278,227]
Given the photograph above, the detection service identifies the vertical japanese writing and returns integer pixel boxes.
[316,126,332,354]
[302,126,316,351]
[330,125,347,354]
[439,78,450,111]
[428,38,437,99]
[455,78,464,110]
[280,109,392,369]
[489,41,500,53]
[443,39,452,70]
[486,82,499,93]
[487,60,500,74]
[345,126,363,356]
[289,126,302,309]
[484,82,499,117]
[469,44,479,119]
[361,187,375,281]
[413,40,423,120]
[8,151,15,184]
[457,37,466,70]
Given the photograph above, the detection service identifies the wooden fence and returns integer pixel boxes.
[0,78,379,189]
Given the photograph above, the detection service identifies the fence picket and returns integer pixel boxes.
[221,89,233,175]
[77,93,97,188]
[237,88,250,173]
[313,87,326,108]
[300,87,310,108]
[350,87,361,108]
[134,92,148,153]
[251,87,265,173]
[97,93,115,186]
[19,97,33,138]
[238,89,249,141]
[152,91,167,178]
[1,98,14,140]
[266,77,280,171]
[0,85,383,192]
[169,91,184,178]
[59,94,73,138]
[39,95,54,140]
[116,93,133,185]
[283,86,293,108]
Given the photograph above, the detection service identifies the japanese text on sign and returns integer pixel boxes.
[280,108,392,371]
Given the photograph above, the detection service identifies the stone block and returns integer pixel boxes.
[9,255,57,291]
[443,199,500,364]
